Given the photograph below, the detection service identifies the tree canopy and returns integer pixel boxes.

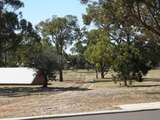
[81,0,160,85]
[84,29,112,78]
[0,0,40,67]
[32,45,58,88]
[37,15,80,81]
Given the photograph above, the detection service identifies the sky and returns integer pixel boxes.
[20,0,86,26]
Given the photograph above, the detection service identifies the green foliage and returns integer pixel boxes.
[0,0,24,66]
[112,40,160,86]
[82,0,160,85]
[0,0,40,67]
[84,29,112,78]
[66,54,89,69]
[82,0,160,38]
[37,15,79,54]
[123,0,160,37]
[32,46,58,74]
[37,15,80,81]
[112,44,140,85]
[70,27,89,69]
[31,46,58,87]
[71,27,88,55]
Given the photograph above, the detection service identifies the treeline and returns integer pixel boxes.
[1,0,160,87]
[81,0,160,86]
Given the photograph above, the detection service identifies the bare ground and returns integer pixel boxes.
[0,69,160,118]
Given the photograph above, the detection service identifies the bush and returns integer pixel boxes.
[31,47,58,87]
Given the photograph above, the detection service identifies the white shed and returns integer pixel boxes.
[0,67,45,85]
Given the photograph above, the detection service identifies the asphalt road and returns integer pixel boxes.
[40,110,160,120]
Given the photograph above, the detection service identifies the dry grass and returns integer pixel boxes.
[0,69,160,119]
[144,69,160,79]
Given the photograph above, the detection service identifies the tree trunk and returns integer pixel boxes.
[101,71,105,79]
[58,52,63,82]
[124,79,128,87]
[43,73,48,88]
[96,69,98,79]
[100,65,105,79]
[59,69,63,82]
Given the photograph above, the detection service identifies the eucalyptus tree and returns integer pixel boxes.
[0,0,40,66]
[37,15,80,82]
[32,45,58,88]
[122,0,160,39]
[15,19,41,66]
[81,0,160,39]
[0,0,24,66]
[70,27,89,69]
[81,0,160,86]
[84,29,112,79]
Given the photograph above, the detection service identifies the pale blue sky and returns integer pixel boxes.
[21,0,86,26]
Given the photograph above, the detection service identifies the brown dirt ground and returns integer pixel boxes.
[0,69,160,118]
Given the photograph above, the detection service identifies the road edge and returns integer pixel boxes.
[1,108,160,120]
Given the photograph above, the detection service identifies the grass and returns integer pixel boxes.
[91,82,117,88]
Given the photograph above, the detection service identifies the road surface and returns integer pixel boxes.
[39,110,160,120]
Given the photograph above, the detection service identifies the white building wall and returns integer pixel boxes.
[0,67,38,84]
